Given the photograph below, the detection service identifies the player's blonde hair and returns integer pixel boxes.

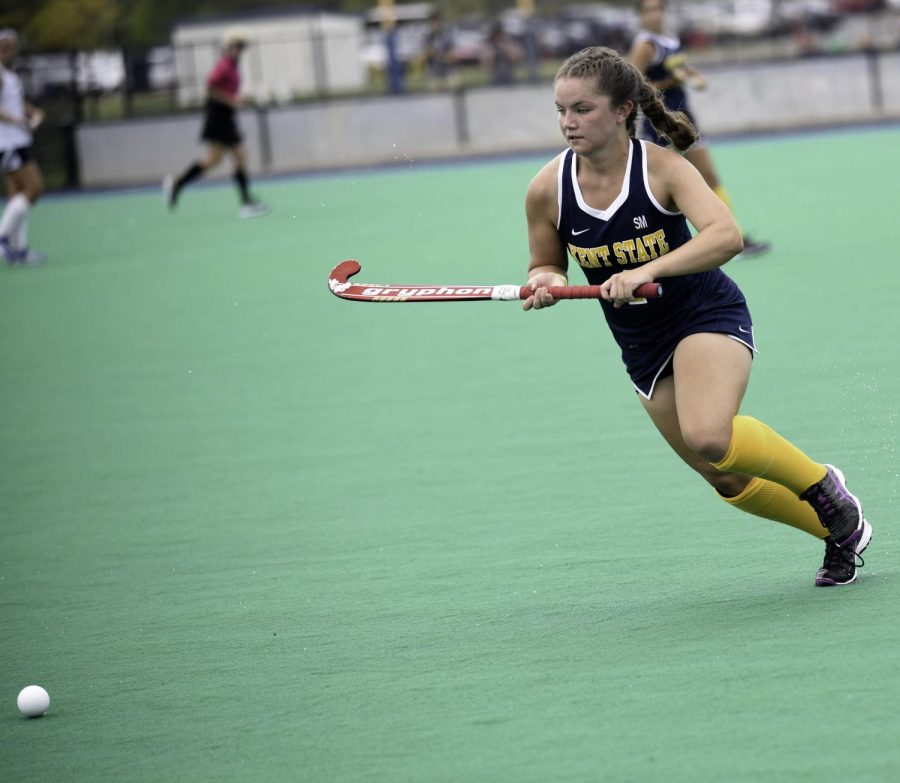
[223,26,250,48]
[555,46,697,151]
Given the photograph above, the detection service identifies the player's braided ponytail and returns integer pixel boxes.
[555,46,698,152]
[634,79,697,151]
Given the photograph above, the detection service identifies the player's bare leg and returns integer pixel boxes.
[639,373,751,497]
[202,144,226,169]
[670,332,751,463]
[8,160,43,203]
[636,333,819,529]
[655,332,870,584]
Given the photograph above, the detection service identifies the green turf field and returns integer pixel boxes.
[2,127,899,782]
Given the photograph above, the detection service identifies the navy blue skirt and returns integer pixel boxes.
[624,298,756,399]
[201,100,242,146]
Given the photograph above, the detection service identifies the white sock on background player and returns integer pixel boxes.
[13,206,28,250]
[0,192,29,243]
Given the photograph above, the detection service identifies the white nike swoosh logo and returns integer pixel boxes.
[738,326,751,334]
[572,228,590,236]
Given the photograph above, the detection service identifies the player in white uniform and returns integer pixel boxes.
[0,29,45,265]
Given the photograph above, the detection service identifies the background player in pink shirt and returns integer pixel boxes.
[164,29,268,219]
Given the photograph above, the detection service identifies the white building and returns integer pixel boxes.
[172,12,366,106]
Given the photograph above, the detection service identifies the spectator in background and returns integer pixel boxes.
[422,11,455,88]
[0,29,46,265]
[482,22,524,85]
[792,21,822,57]
[164,28,268,219]
[628,0,769,257]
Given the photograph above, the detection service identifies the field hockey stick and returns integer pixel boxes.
[327,260,662,303]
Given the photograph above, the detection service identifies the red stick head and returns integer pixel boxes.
[329,260,362,297]
[329,260,361,285]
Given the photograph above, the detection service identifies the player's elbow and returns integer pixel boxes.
[721,226,743,261]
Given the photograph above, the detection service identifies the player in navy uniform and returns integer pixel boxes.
[628,0,769,257]
[522,47,870,586]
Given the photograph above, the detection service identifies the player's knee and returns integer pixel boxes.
[680,424,730,463]
[704,470,750,496]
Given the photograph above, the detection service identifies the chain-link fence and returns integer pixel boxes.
[14,3,900,189]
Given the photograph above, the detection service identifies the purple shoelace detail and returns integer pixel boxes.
[805,469,853,521]
[826,469,854,502]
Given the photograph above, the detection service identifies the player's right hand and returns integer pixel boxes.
[522,271,566,311]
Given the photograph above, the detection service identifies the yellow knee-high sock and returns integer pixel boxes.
[719,477,826,538]
[712,415,827,495]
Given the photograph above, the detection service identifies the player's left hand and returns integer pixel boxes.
[686,74,707,90]
[27,109,45,130]
[600,270,656,309]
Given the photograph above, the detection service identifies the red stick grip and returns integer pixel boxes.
[517,283,663,300]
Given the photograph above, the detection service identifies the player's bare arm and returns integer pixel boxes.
[600,146,742,306]
[523,157,568,311]
[626,39,655,75]
[24,102,44,130]
[650,147,742,274]
[627,39,676,91]
[646,145,742,271]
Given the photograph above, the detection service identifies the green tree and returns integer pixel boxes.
[121,0,183,46]
[28,0,119,50]
[0,0,43,40]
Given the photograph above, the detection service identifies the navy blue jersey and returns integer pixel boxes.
[633,30,702,146]
[633,29,689,111]
[557,139,751,396]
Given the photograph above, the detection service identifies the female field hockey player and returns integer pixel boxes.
[522,47,870,586]
[164,28,268,219]
[0,29,46,265]
[627,0,769,257]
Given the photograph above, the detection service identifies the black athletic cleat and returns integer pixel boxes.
[736,235,771,259]
[816,529,871,586]
[801,464,872,586]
